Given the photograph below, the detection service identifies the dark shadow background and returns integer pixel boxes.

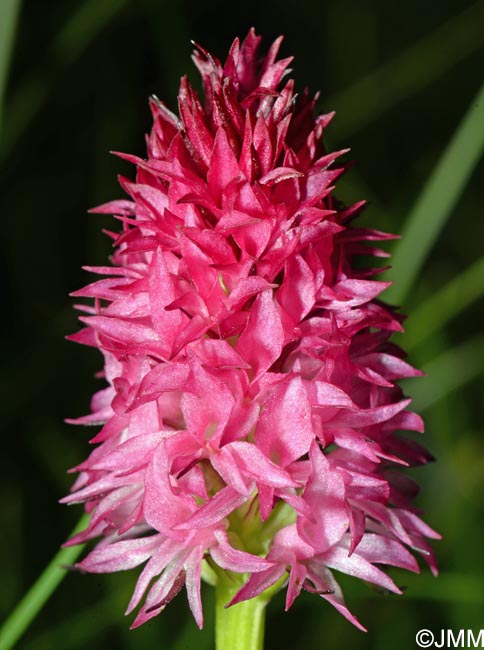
[1,1,483,648]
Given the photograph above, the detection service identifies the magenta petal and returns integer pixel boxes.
[80,315,159,346]
[285,562,307,610]
[181,357,235,441]
[235,289,283,379]
[322,545,401,594]
[210,446,251,495]
[212,530,274,572]
[394,509,442,540]
[298,443,348,552]
[182,227,236,264]
[351,533,420,573]
[60,472,140,504]
[228,441,298,488]
[259,166,304,185]
[229,565,287,606]
[87,431,162,471]
[130,550,190,628]
[278,254,315,321]
[174,487,246,530]
[126,538,182,615]
[148,248,183,348]
[207,128,241,201]
[227,276,275,311]
[332,398,411,427]
[255,375,314,466]
[307,564,367,632]
[144,443,195,533]
[311,380,355,408]
[89,199,135,215]
[193,339,250,369]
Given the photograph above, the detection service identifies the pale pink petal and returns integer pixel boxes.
[185,547,205,629]
[229,566,287,606]
[322,545,401,594]
[78,535,162,573]
[212,530,274,573]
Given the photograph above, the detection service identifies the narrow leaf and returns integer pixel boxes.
[404,333,484,411]
[385,80,484,305]
[0,514,89,650]
[406,255,484,351]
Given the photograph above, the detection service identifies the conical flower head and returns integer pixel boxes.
[64,29,439,630]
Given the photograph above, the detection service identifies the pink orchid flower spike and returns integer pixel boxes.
[64,28,439,641]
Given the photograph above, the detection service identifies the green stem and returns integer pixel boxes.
[215,578,269,650]
[0,513,89,650]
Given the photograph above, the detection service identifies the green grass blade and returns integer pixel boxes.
[404,333,484,412]
[406,255,484,351]
[329,1,484,140]
[0,513,89,650]
[384,80,484,305]
[0,0,21,135]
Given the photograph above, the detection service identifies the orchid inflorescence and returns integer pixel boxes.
[63,29,439,631]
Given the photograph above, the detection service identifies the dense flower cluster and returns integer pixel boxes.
[63,30,438,630]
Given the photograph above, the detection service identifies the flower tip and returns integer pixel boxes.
[60,535,82,548]
[224,590,248,609]
[124,599,138,617]
[128,619,143,631]
[190,39,208,56]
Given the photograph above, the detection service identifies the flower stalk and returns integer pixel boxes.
[215,577,268,650]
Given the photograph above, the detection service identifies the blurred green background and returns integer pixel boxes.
[1,1,483,648]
